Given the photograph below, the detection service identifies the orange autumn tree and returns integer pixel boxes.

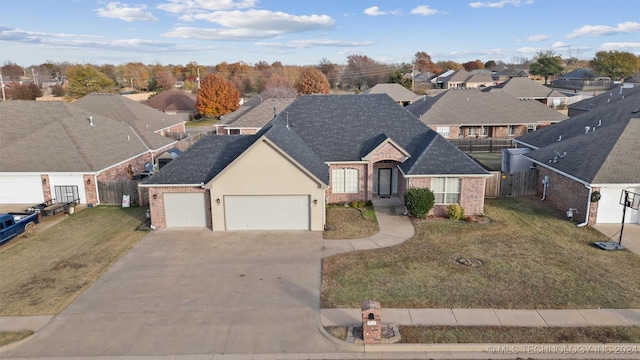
[294,67,330,95]
[196,74,241,117]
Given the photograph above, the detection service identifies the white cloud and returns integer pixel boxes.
[469,0,533,9]
[256,39,374,49]
[411,6,439,16]
[163,10,335,40]
[599,42,640,52]
[96,2,158,22]
[525,34,548,42]
[566,21,640,38]
[157,0,256,13]
[364,6,400,16]
[551,41,569,49]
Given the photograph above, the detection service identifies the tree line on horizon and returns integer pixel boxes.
[1,50,638,117]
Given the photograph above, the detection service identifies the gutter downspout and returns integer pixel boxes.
[577,184,592,227]
[94,174,101,205]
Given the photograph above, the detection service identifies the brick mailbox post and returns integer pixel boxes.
[361,300,381,344]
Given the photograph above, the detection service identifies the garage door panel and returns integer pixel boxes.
[225,195,309,230]
[597,188,640,224]
[164,193,207,228]
[0,175,44,204]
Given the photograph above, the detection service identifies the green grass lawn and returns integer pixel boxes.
[185,117,218,127]
[466,152,502,171]
[0,206,148,315]
[0,331,33,346]
[321,197,640,309]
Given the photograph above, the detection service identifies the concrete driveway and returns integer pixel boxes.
[6,230,337,357]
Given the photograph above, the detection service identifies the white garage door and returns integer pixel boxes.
[0,175,44,204]
[164,193,207,228]
[597,187,640,224]
[225,195,309,230]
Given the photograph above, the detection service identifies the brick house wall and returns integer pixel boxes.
[327,164,368,204]
[400,176,486,216]
[83,174,98,205]
[155,123,186,136]
[40,175,51,202]
[537,167,591,224]
[147,186,212,229]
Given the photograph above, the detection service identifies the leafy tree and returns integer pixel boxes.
[262,75,297,98]
[156,70,177,90]
[590,50,639,80]
[413,51,442,74]
[123,62,150,91]
[529,51,564,84]
[51,83,65,97]
[436,60,463,72]
[462,59,485,71]
[316,58,341,88]
[294,67,330,95]
[8,82,42,100]
[404,188,435,218]
[196,74,240,117]
[484,60,497,71]
[343,54,388,90]
[1,62,24,80]
[65,64,115,99]
[389,70,411,89]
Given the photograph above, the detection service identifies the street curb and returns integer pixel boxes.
[316,324,364,352]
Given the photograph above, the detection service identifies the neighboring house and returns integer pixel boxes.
[0,100,177,205]
[73,93,186,137]
[141,94,490,231]
[513,89,640,225]
[567,85,640,117]
[431,70,495,89]
[405,71,436,88]
[492,68,530,82]
[367,83,421,106]
[215,97,295,135]
[465,70,495,88]
[550,68,613,92]
[144,90,198,122]
[405,89,568,139]
[487,77,570,109]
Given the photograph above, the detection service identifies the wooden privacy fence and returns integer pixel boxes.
[98,180,149,206]
[485,170,538,198]
[450,139,513,153]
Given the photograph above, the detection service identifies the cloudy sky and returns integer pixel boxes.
[1,0,639,67]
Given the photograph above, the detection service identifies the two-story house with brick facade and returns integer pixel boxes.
[141,94,490,231]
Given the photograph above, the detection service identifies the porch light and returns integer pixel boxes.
[216,198,221,204]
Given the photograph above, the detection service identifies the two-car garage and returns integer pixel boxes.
[162,194,311,230]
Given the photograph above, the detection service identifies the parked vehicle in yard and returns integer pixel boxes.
[27,198,79,217]
[0,212,40,245]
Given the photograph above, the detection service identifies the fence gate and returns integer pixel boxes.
[499,170,538,197]
[97,180,148,206]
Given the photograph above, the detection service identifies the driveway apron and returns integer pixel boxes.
[5,230,337,357]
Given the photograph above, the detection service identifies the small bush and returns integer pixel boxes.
[351,200,365,208]
[404,188,435,218]
[447,204,465,221]
[365,200,373,207]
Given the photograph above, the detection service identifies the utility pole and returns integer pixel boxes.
[0,70,6,101]
[196,68,201,89]
[31,68,37,87]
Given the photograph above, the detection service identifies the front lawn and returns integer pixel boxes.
[321,197,640,309]
[324,205,378,239]
[0,206,148,315]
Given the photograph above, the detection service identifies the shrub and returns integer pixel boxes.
[404,188,435,218]
[351,200,365,208]
[447,204,465,221]
[365,200,373,207]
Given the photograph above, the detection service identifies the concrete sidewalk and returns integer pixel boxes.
[321,308,640,327]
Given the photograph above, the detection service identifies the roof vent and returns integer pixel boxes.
[585,126,590,134]
[632,109,640,114]
[88,116,94,127]
[598,120,602,126]
[557,135,562,141]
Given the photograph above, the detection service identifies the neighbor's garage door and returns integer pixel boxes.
[0,175,44,204]
[225,195,309,230]
[164,193,207,228]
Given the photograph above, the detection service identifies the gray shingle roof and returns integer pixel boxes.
[144,94,488,185]
[73,93,185,149]
[144,90,196,112]
[405,89,568,126]
[0,101,173,172]
[272,94,488,176]
[367,84,421,104]
[568,85,640,113]
[226,98,295,128]
[518,89,640,184]
[489,77,557,99]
